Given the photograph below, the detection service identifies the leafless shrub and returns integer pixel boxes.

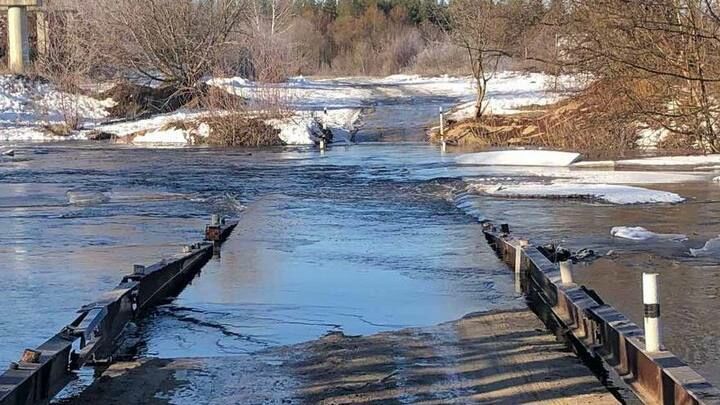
[34,5,98,130]
[563,0,720,152]
[83,0,246,95]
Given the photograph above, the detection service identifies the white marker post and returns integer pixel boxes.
[439,106,446,153]
[643,273,661,352]
[515,240,528,293]
[559,261,574,285]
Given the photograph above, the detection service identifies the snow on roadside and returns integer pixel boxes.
[610,226,687,241]
[456,150,581,167]
[474,183,684,204]
[0,75,114,142]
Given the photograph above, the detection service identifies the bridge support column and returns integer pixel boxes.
[7,5,29,74]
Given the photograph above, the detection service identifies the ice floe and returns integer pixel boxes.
[476,183,684,204]
[610,226,687,241]
[690,237,720,257]
[457,150,582,167]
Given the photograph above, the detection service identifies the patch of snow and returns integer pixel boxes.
[0,75,114,142]
[610,226,687,241]
[571,160,617,168]
[636,127,669,149]
[476,183,684,204]
[457,150,582,167]
[131,127,198,146]
[690,237,720,257]
[90,111,208,139]
[618,154,720,167]
[268,108,360,145]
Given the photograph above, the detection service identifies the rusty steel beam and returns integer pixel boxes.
[0,217,238,405]
[483,225,720,405]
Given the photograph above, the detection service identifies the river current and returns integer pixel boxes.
[1,97,719,391]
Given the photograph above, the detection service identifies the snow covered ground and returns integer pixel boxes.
[0,75,114,142]
[445,72,574,121]
[0,72,571,146]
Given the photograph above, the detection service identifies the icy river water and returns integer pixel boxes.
[2,98,720,395]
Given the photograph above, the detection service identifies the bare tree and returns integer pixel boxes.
[84,0,247,94]
[565,0,720,151]
[446,0,514,119]
[243,0,296,82]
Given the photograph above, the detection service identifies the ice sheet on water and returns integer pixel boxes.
[610,226,687,241]
[475,183,684,204]
[66,190,110,205]
[690,237,720,257]
[457,150,582,167]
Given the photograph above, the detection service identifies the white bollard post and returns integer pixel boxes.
[7,6,29,74]
[211,214,220,226]
[559,261,574,285]
[319,139,326,151]
[514,240,528,293]
[643,273,661,352]
[439,106,444,137]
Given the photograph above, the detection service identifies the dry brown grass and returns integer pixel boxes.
[205,115,282,147]
[435,80,645,159]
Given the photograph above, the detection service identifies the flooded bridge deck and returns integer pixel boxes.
[62,309,617,404]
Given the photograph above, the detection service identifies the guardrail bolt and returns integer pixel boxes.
[643,273,662,352]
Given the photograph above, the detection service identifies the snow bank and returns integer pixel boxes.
[0,75,114,142]
[267,108,360,145]
[610,226,687,241]
[477,183,684,204]
[131,127,205,146]
[457,150,582,167]
[445,72,575,120]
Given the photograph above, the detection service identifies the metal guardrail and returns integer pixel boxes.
[0,216,238,405]
[484,224,720,405]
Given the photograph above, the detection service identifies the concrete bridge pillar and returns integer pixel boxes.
[1,1,42,74]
